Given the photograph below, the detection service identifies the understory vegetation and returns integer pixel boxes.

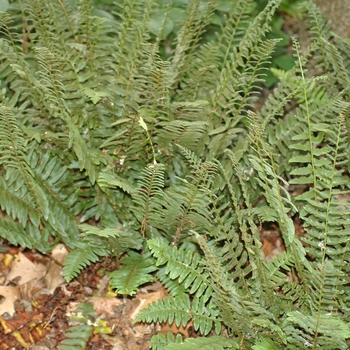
[1,0,350,348]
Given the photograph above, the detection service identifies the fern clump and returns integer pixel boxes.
[1,0,350,348]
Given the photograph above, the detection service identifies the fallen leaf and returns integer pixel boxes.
[90,296,123,316]
[45,262,65,292]
[262,237,284,261]
[0,286,20,316]
[6,253,47,285]
[31,344,51,350]
[51,244,68,265]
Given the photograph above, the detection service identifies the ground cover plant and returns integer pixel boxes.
[1,0,350,348]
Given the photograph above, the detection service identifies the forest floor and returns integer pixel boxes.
[0,217,304,349]
[0,242,158,350]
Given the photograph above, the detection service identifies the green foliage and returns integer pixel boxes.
[57,325,94,350]
[1,0,350,348]
[150,332,184,350]
[57,302,109,350]
[164,336,239,350]
[62,244,106,282]
[109,251,157,295]
[91,0,300,87]
[136,292,221,336]
[148,238,213,301]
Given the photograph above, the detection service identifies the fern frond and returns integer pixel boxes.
[320,37,350,88]
[57,325,94,350]
[144,146,217,243]
[208,0,282,121]
[202,0,283,160]
[156,266,186,296]
[164,336,239,350]
[23,0,66,51]
[191,296,221,335]
[216,150,275,301]
[109,251,156,295]
[266,113,303,174]
[132,163,165,237]
[304,0,332,71]
[148,238,212,301]
[171,0,217,87]
[333,34,350,77]
[58,302,95,350]
[287,38,350,344]
[0,176,39,228]
[98,170,135,194]
[63,244,106,282]
[134,293,191,326]
[135,293,221,336]
[139,45,173,115]
[0,106,49,222]
[33,47,98,184]
[0,13,46,112]
[217,0,255,71]
[150,332,183,350]
[194,232,274,339]
[158,120,207,151]
[264,251,294,286]
[27,145,82,248]
[282,311,350,349]
[0,217,34,249]
[79,223,143,254]
[112,0,154,119]
[249,155,296,244]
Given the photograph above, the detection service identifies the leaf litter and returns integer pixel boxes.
[0,241,177,349]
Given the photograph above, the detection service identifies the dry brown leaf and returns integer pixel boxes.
[0,286,20,316]
[45,244,68,292]
[19,278,44,301]
[51,244,68,265]
[262,237,284,261]
[45,262,65,292]
[89,296,123,316]
[6,253,46,285]
[102,334,128,349]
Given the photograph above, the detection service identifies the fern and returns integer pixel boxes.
[135,293,220,337]
[98,170,135,195]
[57,302,102,350]
[150,332,184,350]
[148,238,213,302]
[79,223,143,254]
[150,332,238,350]
[63,244,106,282]
[57,325,94,350]
[2,0,350,348]
[132,163,165,237]
[171,0,217,88]
[0,106,49,222]
[109,251,157,295]
[164,336,239,350]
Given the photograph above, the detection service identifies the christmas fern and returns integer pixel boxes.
[1,0,350,349]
